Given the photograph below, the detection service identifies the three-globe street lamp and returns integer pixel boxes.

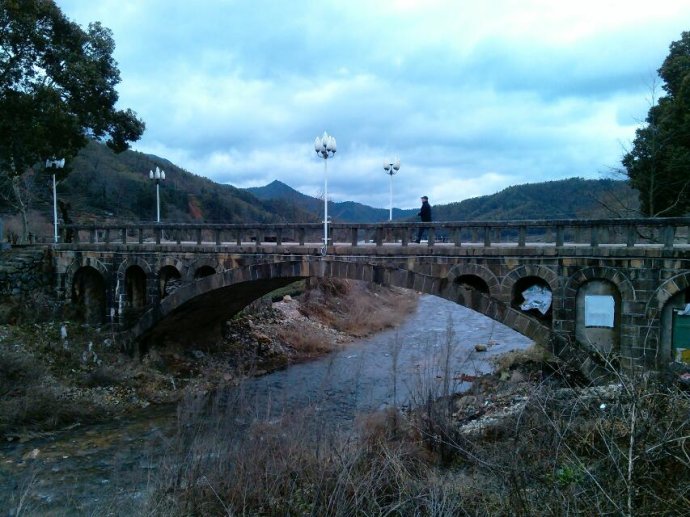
[314,131,336,253]
[45,158,65,243]
[383,158,401,221]
[149,166,166,223]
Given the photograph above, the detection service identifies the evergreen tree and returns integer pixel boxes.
[0,0,144,239]
[623,31,690,216]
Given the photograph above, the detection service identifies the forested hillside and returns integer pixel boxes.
[1,141,639,236]
[247,180,415,222]
[11,142,318,225]
[248,178,640,222]
[434,178,639,221]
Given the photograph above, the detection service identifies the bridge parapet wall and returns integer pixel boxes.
[63,217,690,250]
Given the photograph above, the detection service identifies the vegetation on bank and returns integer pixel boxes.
[2,279,689,515]
[0,279,417,440]
[141,346,690,516]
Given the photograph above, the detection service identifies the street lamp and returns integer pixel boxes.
[383,158,400,221]
[45,158,65,243]
[314,131,336,253]
[149,166,166,223]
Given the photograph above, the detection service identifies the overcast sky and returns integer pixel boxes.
[56,0,689,209]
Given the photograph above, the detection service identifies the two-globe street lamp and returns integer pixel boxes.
[314,131,336,253]
[149,166,166,223]
[45,158,65,243]
[383,158,400,221]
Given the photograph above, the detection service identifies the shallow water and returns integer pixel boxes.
[0,295,532,515]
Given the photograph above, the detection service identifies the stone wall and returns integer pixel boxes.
[0,247,56,323]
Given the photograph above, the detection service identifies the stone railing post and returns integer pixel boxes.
[483,226,491,247]
[376,227,383,246]
[518,226,526,247]
[663,226,675,249]
[453,227,462,247]
[590,226,599,247]
[556,225,564,247]
[428,227,436,246]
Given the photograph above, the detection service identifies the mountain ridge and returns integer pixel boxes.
[1,141,641,233]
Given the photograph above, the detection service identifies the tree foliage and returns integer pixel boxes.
[623,31,690,216]
[0,0,144,237]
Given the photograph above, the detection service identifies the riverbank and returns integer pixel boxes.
[0,279,418,440]
[3,279,689,515]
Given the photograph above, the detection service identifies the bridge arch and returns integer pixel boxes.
[447,263,500,298]
[185,258,221,281]
[128,258,551,350]
[158,264,182,299]
[502,265,560,294]
[63,255,110,291]
[501,265,560,321]
[116,257,154,308]
[563,267,635,364]
[124,265,148,310]
[649,272,690,365]
[71,265,107,324]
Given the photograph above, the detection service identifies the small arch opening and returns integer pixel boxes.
[159,265,182,298]
[194,265,216,279]
[575,279,621,359]
[512,276,552,322]
[125,265,147,309]
[661,285,690,366]
[454,274,489,294]
[71,266,106,324]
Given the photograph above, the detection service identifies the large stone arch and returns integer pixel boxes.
[127,258,551,352]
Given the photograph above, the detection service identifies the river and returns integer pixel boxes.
[0,295,532,515]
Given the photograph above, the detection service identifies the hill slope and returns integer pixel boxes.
[247,180,414,222]
[247,178,640,222]
[31,142,318,225]
[2,141,640,232]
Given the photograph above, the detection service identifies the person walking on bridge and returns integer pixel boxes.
[415,195,432,243]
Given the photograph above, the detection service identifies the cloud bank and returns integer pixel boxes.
[57,0,690,208]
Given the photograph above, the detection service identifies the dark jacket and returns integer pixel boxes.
[418,200,432,222]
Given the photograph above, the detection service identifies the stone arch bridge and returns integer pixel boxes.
[52,218,690,376]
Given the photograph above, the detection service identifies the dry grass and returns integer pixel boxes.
[141,329,690,516]
[276,321,336,356]
[300,278,418,337]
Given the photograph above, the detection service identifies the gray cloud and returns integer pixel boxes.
[57,0,690,209]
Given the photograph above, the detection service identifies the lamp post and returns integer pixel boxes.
[45,158,65,243]
[383,158,400,221]
[314,131,336,253]
[149,166,166,223]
